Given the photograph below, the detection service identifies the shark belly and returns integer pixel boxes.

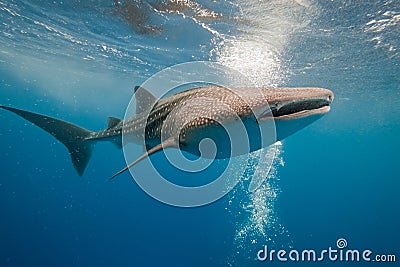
[178,116,275,159]
[274,113,325,141]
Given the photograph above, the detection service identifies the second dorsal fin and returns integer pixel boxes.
[134,85,157,114]
[107,117,122,129]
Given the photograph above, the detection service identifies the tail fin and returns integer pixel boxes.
[1,105,94,176]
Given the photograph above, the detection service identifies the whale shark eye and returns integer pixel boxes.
[179,137,187,146]
[179,132,187,143]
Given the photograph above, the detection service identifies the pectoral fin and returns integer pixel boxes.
[110,138,177,179]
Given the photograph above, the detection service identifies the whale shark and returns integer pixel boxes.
[0,86,333,178]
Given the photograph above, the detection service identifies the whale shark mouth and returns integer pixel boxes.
[272,97,332,120]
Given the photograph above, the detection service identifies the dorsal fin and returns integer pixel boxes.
[107,117,122,129]
[134,85,157,114]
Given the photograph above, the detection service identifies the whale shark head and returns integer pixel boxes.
[259,87,334,140]
[262,87,333,119]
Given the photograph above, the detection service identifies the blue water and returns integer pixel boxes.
[1,0,399,266]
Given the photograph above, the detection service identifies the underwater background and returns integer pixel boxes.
[0,0,399,266]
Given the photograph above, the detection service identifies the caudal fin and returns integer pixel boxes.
[1,106,95,176]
